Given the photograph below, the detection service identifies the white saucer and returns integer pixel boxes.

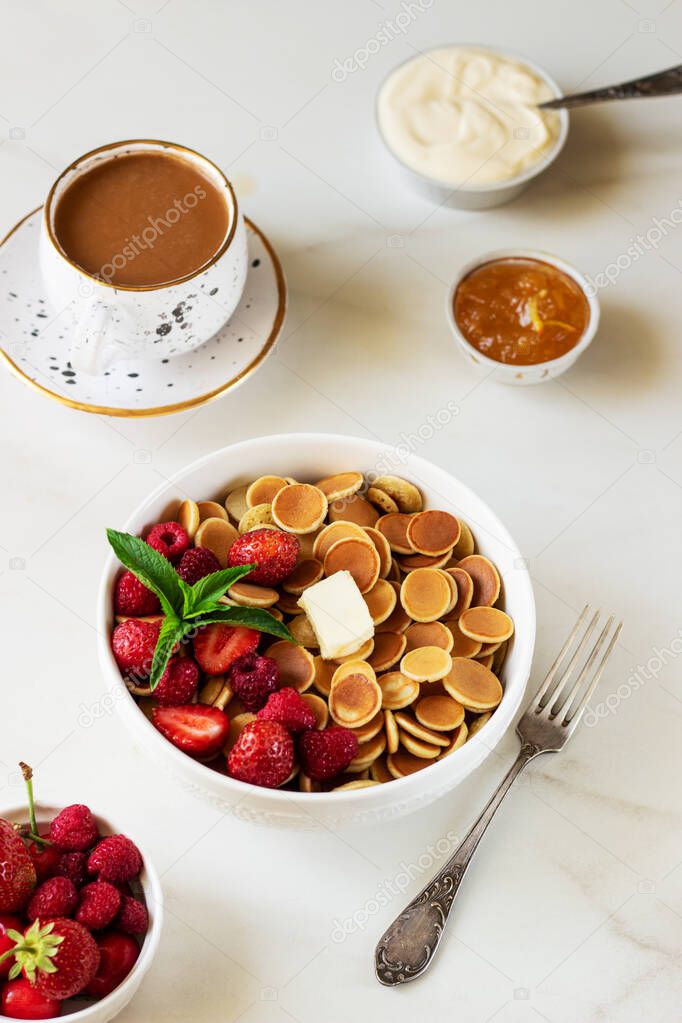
[0,208,286,417]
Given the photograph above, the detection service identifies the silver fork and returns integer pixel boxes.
[375,606,622,986]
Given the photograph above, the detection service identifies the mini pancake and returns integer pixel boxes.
[227,581,279,608]
[222,712,256,755]
[367,486,399,515]
[400,568,452,623]
[375,513,414,554]
[438,569,458,615]
[314,471,364,503]
[477,641,502,657]
[378,670,419,710]
[313,521,368,561]
[329,665,382,728]
[398,551,452,571]
[384,709,399,754]
[333,779,381,791]
[368,631,407,673]
[331,659,376,686]
[238,503,275,533]
[406,510,461,557]
[177,499,200,539]
[443,657,503,711]
[444,619,482,658]
[116,614,163,625]
[288,614,320,648]
[459,606,514,644]
[299,773,319,793]
[415,694,465,732]
[246,475,289,508]
[394,711,450,747]
[400,646,452,683]
[195,517,239,567]
[387,750,432,778]
[387,559,402,582]
[447,568,474,618]
[328,493,379,528]
[350,709,385,743]
[398,730,441,759]
[277,592,306,615]
[404,621,453,654]
[282,558,324,594]
[197,500,229,522]
[476,654,495,670]
[266,640,315,692]
[468,711,492,738]
[332,637,375,663]
[493,641,508,674]
[362,526,392,577]
[312,656,336,697]
[363,579,397,625]
[347,731,387,772]
[268,607,284,622]
[296,530,320,561]
[376,582,412,633]
[457,555,501,607]
[301,692,329,729]
[224,485,248,524]
[452,520,475,559]
[323,536,380,594]
[370,756,394,783]
[272,483,328,534]
[439,721,468,756]
[372,475,422,513]
[198,676,229,706]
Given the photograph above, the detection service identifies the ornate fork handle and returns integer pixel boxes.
[375,742,542,986]
[539,64,682,109]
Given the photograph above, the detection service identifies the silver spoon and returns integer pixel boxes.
[539,63,682,110]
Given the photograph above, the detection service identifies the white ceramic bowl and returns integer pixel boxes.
[97,434,536,830]
[376,45,569,210]
[2,802,162,1023]
[447,249,600,385]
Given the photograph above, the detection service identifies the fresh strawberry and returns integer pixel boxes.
[177,547,220,585]
[0,978,61,1020]
[85,931,139,998]
[258,687,316,732]
[27,876,78,922]
[87,836,142,885]
[115,895,148,935]
[229,653,280,712]
[75,881,121,930]
[227,720,293,788]
[193,624,259,675]
[111,618,161,677]
[227,528,299,585]
[114,570,161,616]
[152,705,229,759]
[54,852,88,888]
[5,918,100,1000]
[0,914,21,979]
[298,727,359,781]
[146,521,189,562]
[49,804,99,852]
[26,836,61,882]
[0,819,36,912]
[153,656,200,707]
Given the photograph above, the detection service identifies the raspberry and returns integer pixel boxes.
[27,876,78,921]
[177,547,221,585]
[298,727,359,781]
[115,895,149,935]
[258,687,316,732]
[153,656,200,707]
[49,804,99,852]
[114,571,161,616]
[111,619,161,678]
[55,852,88,888]
[146,521,189,562]
[229,653,280,712]
[88,835,143,884]
[227,528,299,585]
[227,720,294,788]
[75,881,121,930]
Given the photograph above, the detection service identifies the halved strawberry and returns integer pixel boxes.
[152,705,229,758]
[192,624,259,675]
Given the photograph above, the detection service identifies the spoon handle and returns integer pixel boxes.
[539,63,682,109]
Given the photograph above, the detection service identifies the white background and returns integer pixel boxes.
[2,1,682,1020]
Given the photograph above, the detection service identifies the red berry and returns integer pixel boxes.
[227,720,293,788]
[146,521,189,562]
[85,930,139,998]
[177,547,221,585]
[152,704,229,759]
[227,528,299,585]
[87,836,143,885]
[115,895,148,935]
[26,836,61,882]
[27,876,78,922]
[153,656,200,707]
[0,820,36,913]
[193,624,259,675]
[1,978,61,1020]
[229,653,280,712]
[75,881,121,930]
[111,618,161,678]
[114,570,161,616]
[0,914,22,979]
[12,918,100,1000]
[258,687,316,732]
[49,804,99,852]
[54,852,88,888]
[298,727,359,781]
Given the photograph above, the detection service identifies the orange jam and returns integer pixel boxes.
[454,257,591,366]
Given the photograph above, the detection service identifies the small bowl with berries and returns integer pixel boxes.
[0,766,162,1021]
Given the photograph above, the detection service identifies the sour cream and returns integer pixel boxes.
[377,47,562,187]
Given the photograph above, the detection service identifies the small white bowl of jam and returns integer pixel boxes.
[446,250,600,384]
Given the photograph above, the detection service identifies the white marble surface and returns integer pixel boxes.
[2,1,682,1020]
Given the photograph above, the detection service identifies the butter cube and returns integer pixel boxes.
[297,571,374,660]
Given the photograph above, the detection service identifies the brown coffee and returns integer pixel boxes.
[53,150,230,287]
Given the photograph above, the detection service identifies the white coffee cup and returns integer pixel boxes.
[39,139,248,374]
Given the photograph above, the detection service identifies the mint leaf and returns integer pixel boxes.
[187,564,255,613]
[193,606,294,643]
[149,616,193,690]
[107,529,184,617]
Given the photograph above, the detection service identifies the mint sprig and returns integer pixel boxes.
[107,528,294,690]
